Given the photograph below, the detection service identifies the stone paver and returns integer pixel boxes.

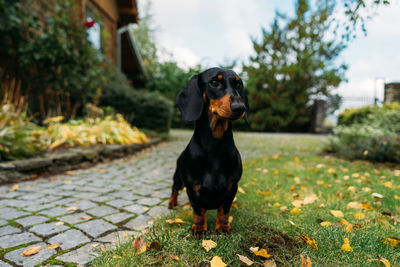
[4,242,56,267]
[30,223,69,237]
[58,212,92,224]
[123,204,147,215]
[15,215,49,227]
[104,212,133,224]
[0,260,13,267]
[137,197,162,206]
[56,242,100,265]
[86,206,118,217]
[0,219,7,226]
[0,226,21,237]
[0,232,41,249]
[125,215,152,231]
[0,208,29,220]
[96,231,137,246]
[48,229,90,250]
[75,219,117,238]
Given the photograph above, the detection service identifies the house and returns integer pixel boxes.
[79,0,147,85]
[384,83,400,103]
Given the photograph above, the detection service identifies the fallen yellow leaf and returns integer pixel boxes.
[330,210,344,218]
[10,184,19,191]
[253,248,272,258]
[228,216,233,223]
[378,256,391,267]
[238,187,246,194]
[292,200,303,208]
[300,255,312,267]
[21,246,41,257]
[339,219,353,233]
[80,216,93,220]
[64,180,72,184]
[383,182,393,188]
[273,170,279,175]
[165,218,184,224]
[66,206,78,211]
[320,221,332,227]
[183,204,191,210]
[47,244,60,249]
[347,202,362,210]
[353,212,365,220]
[381,237,400,247]
[168,254,179,261]
[237,254,254,266]
[361,203,373,210]
[132,236,146,254]
[372,192,384,198]
[290,207,301,215]
[263,259,277,267]
[298,235,318,250]
[210,256,227,267]
[341,238,353,252]
[55,221,64,226]
[202,240,217,252]
[231,203,238,209]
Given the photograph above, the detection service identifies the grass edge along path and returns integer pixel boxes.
[90,134,400,267]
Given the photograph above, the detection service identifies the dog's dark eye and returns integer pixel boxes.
[209,80,222,88]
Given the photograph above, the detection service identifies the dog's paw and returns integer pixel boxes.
[168,200,178,209]
[192,224,207,238]
[215,223,231,234]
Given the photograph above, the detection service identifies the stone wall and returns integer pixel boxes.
[384,83,400,103]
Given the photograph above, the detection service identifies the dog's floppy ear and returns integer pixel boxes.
[176,75,204,122]
[242,88,250,125]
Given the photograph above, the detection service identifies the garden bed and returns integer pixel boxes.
[0,138,162,185]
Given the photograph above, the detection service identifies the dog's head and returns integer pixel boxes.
[176,67,249,123]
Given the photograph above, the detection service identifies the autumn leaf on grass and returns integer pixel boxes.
[132,236,146,254]
[361,203,373,210]
[341,238,353,252]
[165,218,184,224]
[290,207,301,215]
[339,219,353,233]
[300,255,312,267]
[202,240,217,252]
[237,254,254,266]
[378,256,391,267]
[347,202,362,210]
[210,256,227,267]
[353,212,365,220]
[21,246,41,257]
[297,235,318,250]
[253,248,272,258]
[264,259,277,267]
[381,237,400,247]
[330,210,344,218]
[238,186,246,194]
[320,221,332,227]
[168,254,179,261]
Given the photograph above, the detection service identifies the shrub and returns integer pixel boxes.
[326,103,400,163]
[45,114,149,150]
[338,102,399,126]
[0,103,46,161]
[100,68,173,133]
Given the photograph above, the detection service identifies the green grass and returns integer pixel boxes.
[90,132,400,267]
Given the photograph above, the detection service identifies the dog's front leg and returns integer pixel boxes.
[215,183,237,234]
[192,207,207,238]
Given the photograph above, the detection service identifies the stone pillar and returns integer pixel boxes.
[311,99,329,133]
[384,83,400,103]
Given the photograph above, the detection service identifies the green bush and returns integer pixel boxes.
[0,103,47,160]
[100,68,173,133]
[326,103,400,162]
[338,103,399,126]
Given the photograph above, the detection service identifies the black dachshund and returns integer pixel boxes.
[168,67,249,237]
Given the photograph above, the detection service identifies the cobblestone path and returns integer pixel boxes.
[0,132,194,266]
[0,130,325,266]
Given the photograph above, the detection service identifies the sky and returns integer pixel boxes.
[137,0,400,114]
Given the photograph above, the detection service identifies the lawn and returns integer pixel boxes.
[90,131,400,267]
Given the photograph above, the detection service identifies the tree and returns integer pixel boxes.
[244,0,347,132]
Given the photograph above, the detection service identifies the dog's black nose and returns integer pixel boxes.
[231,102,245,116]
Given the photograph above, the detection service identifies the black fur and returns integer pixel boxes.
[169,67,249,236]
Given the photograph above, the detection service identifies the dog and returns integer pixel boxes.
[168,67,249,237]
